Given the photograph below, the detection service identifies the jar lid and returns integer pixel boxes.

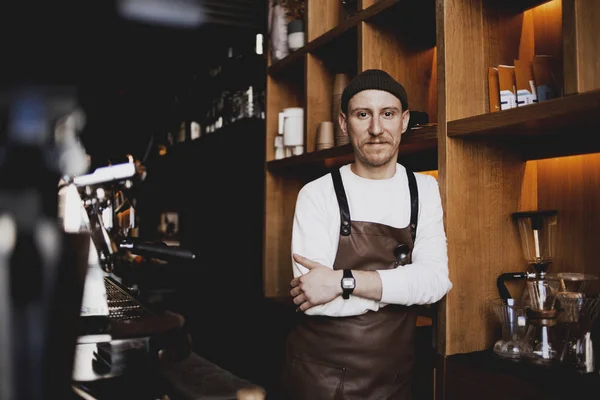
[545,272,598,282]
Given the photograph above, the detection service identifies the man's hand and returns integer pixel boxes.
[290,253,342,312]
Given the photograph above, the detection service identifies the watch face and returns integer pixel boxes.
[342,277,355,289]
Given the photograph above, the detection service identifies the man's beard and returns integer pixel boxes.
[355,142,397,167]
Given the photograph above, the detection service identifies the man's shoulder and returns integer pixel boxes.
[413,171,438,186]
[302,164,351,192]
[300,170,335,194]
[410,171,440,198]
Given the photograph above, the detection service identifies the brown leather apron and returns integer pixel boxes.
[283,168,419,400]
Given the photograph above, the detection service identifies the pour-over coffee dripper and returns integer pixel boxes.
[494,210,561,364]
[513,209,558,279]
[496,210,559,305]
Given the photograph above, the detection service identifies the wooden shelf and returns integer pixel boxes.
[446,90,600,159]
[447,90,600,138]
[266,124,437,173]
[267,0,402,76]
[485,0,557,14]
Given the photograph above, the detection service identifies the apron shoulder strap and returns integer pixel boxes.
[331,169,351,236]
[406,168,419,241]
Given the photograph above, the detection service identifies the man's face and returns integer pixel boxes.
[340,90,410,167]
[339,90,410,169]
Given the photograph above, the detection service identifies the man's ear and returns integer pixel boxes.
[401,110,410,133]
[339,112,348,136]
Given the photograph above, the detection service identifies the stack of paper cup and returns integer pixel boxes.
[332,73,351,146]
[315,121,334,151]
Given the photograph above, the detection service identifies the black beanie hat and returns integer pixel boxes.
[341,69,409,114]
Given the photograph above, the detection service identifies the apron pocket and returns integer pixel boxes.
[287,356,345,400]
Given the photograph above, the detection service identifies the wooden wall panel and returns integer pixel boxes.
[439,0,487,122]
[438,0,486,355]
[359,22,437,121]
[563,0,600,94]
[443,140,532,354]
[263,173,304,297]
[265,73,303,161]
[306,54,334,153]
[264,65,305,297]
[359,0,378,10]
[536,154,600,290]
[532,0,562,57]
[437,0,573,356]
[307,0,340,41]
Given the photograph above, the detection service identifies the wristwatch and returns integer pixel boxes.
[341,269,355,299]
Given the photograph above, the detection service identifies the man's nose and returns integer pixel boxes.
[369,116,383,135]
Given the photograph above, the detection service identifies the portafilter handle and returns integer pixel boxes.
[119,240,198,262]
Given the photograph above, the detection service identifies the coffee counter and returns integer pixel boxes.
[444,349,600,400]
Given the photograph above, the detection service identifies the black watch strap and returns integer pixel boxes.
[341,269,355,299]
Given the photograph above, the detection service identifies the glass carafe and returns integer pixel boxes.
[522,277,561,364]
[489,298,531,360]
[523,309,561,364]
[556,295,600,373]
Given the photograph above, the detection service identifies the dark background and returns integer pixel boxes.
[0,0,266,166]
[1,0,290,397]
[0,3,437,399]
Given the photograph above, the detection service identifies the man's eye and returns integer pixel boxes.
[357,112,368,118]
[383,111,394,117]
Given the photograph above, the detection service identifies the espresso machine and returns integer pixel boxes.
[60,157,200,389]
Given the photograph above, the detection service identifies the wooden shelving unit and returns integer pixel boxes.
[263,0,600,398]
[264,0,438,300]
[266,124,437,174]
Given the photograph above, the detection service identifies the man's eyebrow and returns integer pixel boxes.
[350,105,401,112]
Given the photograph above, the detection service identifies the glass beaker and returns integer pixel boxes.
[512,210,558,267]
[525,278,560,311]
[556,295,600,373]
[488,298,530,360]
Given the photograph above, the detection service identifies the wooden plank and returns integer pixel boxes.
[266,125,437,172]
[484,0,555,14]
[359,21,437,120]
[536,154,600,294]
[532,0,562,57]
[437,0,487,357]
[446,89,600,138]
[265,72,304,162]
[268,0,401,76]
[307,0,340,42]
[263,67,305,297]
[263,172,304,297]
[563,0,600,94]
[305,54,334,154]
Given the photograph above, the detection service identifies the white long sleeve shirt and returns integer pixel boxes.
[291,163,452,317]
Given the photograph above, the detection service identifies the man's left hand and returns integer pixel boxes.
[290,254,342,312]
